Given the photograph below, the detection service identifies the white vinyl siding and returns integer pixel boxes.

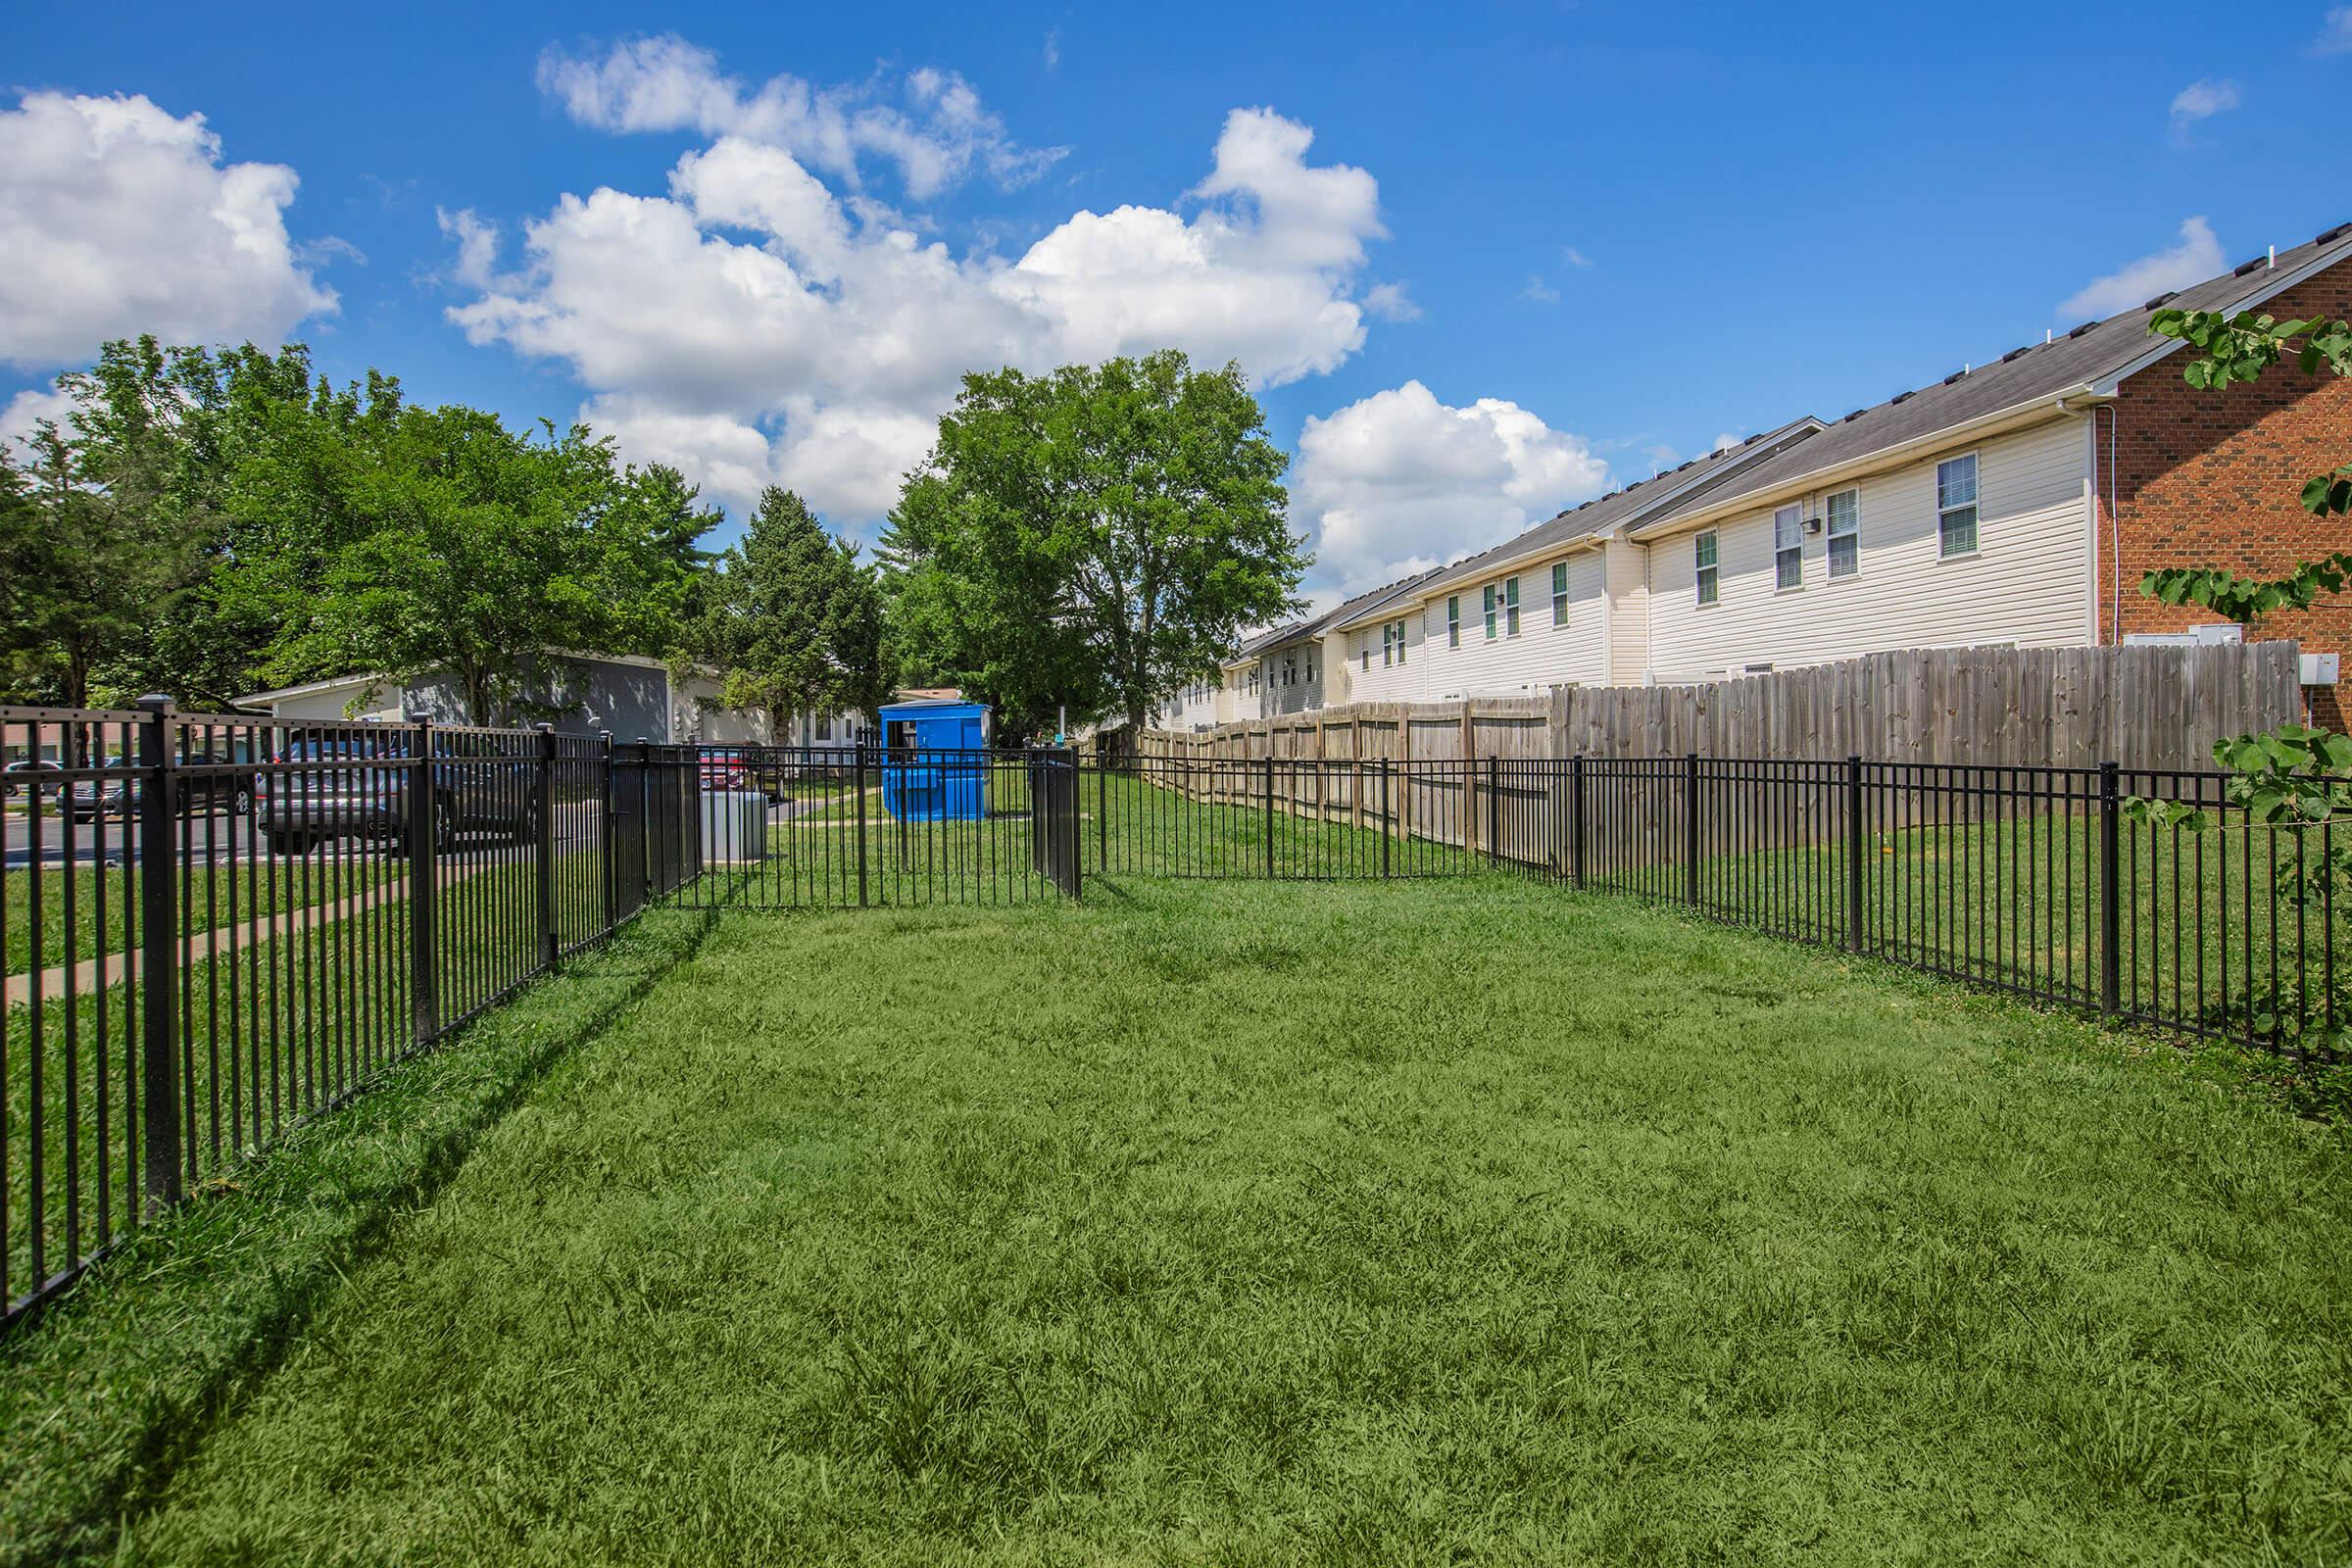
[1605,538,1649,684]
[1643,418,2089,684]
[1827,488,1859,578]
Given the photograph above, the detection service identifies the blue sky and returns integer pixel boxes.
[6,1,2348,602]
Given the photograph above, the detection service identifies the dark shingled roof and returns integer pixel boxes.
[1228,565,1446,661]
[1637,219,2352,533]
[1330,416,1825,627]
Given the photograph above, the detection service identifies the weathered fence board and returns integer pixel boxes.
[1141,642,2304,777]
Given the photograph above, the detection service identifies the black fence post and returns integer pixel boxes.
[534,723,558,971]
[408,718,439,1048]
[1845,754,1866,955]
[1684,752,1701,906]
[1063,747,1083,898]
[2099,760,2122,1015]
[598,730,616,933]
[1097,752,1107,870]
[1487,756,1501,868]
[1570,754,1587,890]
[134,694,181,1214]
[855,741,870,908]
[637,739,654,907]
[1379,760,1392,879]
[1263,754,1276,879]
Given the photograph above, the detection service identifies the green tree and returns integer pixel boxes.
[685,487,884,740]
[221,395,715,724]
[0,417,186,708]
[880,350,1304,739]
[2126,305,2352,1048]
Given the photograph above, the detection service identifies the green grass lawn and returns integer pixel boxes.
[48,875,2350,1566]
[3,859,399,977]
[2,849,611,1306]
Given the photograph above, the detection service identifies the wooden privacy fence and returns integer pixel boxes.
[1127,642,2307,862]
[1140,642,2304,772]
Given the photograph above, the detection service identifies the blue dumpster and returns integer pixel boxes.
[876,699,991,821]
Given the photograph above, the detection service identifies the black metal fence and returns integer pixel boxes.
[1076,751,2344,1063]
[662,744,1082,908]
[8,709,2338,1331]
[0,702,700,1331]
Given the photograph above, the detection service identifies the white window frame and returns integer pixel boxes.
[1503,576,1521,637]
[1551,562,1569,626]
[1773,505,1804,593]
[1826,487,1860,580]
[1936,452,1980,559]
[1482,584,1496,639]
[1694,530,1720,606]
[1446,595,1460,648]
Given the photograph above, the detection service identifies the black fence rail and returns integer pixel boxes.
[669,745,1080,909]
[1,703,699,1331]
[8,715,2338,1332]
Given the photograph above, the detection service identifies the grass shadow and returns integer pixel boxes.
[0,906,721,1567]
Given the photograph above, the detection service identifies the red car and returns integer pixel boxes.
[699,754,753,793]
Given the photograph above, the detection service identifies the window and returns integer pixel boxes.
[1826,488,1859,578]
[1282,655,1296,687]
[1937,454,1979,557]
[1393,618,1407,663]
[1381,618,1407,666]
[1446,596,1460,648]
[816,713,833,741]
[1694,531,1719,605]
[1551,562,1569,625]
[1305,656,1316,683]
[1483,583,1497,639]
[1774,505,1804,591]
[1361,640,1370,671]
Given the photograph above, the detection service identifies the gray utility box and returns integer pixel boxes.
[700,790,768,862]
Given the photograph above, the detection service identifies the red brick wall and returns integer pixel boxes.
[2106,264,2352,730]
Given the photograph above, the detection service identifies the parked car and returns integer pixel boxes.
[700,753,754,793]
[258,736,540,855]
[66,745,257,822]
[3,759,66,801]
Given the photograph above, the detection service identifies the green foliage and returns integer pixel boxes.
[218,394,716,724]
[683,487,884,736]
[2148,306,2352,390]
[2139,553,2352,625]
[2129,303,2352,988]
[2,335,726,717]
[881,350,1306,738]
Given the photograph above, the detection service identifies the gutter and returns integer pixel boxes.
[1626,385,2111,543]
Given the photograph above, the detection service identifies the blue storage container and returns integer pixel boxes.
[876,699,991,821]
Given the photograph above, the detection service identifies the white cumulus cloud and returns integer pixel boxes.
[1293,380,1610,595]
[0,91,336,369]
[2167,77,2240,144]
[2058,216,2227,320]
[536,35,1065,200]
[452,61,1397,527]
[2319,6,2352,54]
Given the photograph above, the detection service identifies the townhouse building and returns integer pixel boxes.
[1168,218,2351,732]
